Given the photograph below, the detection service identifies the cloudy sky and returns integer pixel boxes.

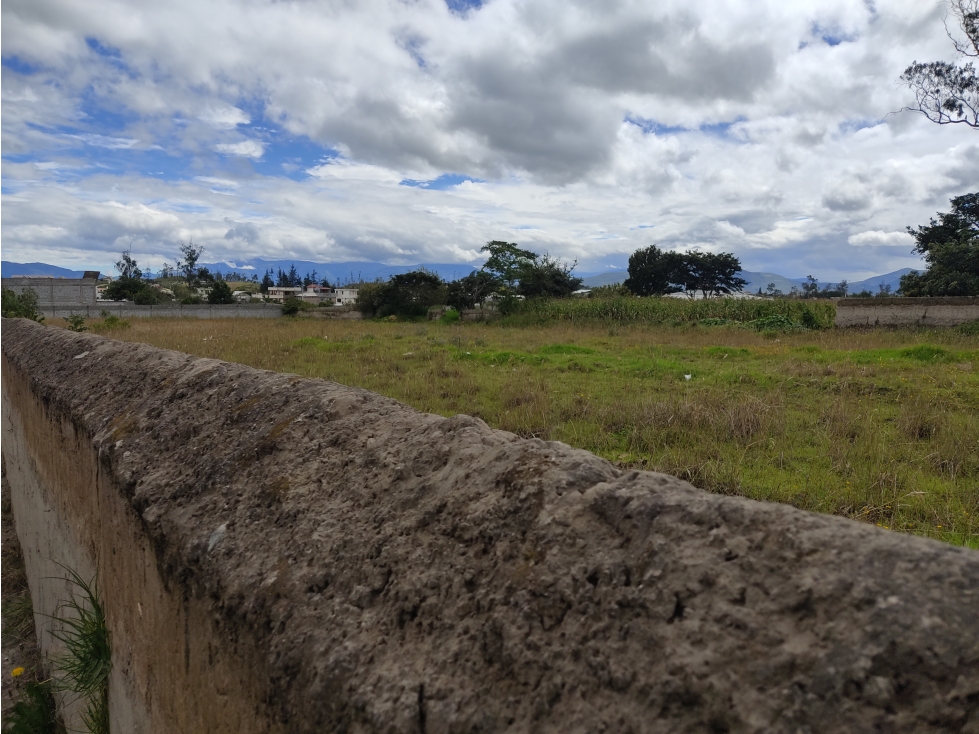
[2,0,977,280]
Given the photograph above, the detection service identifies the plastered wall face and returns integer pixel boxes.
[2,358,281,734]
[835,297,979,327]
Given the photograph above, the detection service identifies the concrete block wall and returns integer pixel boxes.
[2,318,978,732]
[836,296,979,327]
[2,277,98,308]
[41,302,284,319]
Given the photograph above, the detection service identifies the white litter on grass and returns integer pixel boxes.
[684,374,692,381]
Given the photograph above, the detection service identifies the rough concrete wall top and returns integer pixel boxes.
[3,318,978,733]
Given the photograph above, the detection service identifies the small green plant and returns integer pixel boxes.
[799,307,821,330]
[439,308,461,324]
[91,315,130,333]
[6,679,62,734]
[747,314,800,332]
[50,567,110,734]
[900,344,952,362]
[65,314,87,332]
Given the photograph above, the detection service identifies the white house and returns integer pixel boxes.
[331,288,359,306]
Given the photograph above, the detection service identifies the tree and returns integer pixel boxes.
[260,270,274,294]
[623,245,685,296]
[447,271,501,310]
[802,275,820,299]
[370,270,447,318]
[177,241,205,283]
[899,192,979,295]
[837,279,849,297]
[681,251,747,298]
[480,241,538,289]
[106,249,147,300]
[116,249,142,280]
[208,280,237,304]
[516,254,583,298]
[901,0,979,128]
[134,287,165,305]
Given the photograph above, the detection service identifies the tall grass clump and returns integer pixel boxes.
[512,296,835,328]
[50,567,110,734]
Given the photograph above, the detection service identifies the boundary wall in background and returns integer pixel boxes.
[2,276,98,309]
[2,318,978,732]
[835,296,979,327]
[39,302,284,319]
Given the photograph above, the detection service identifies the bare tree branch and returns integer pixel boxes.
[901,60,979,127]
[901,1,979,128]
[944,0,979,57]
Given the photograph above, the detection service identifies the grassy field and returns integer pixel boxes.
[74,315,979,547]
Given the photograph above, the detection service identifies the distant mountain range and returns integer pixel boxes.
[3,259,914,294]
[1,261,94,278]
[580,268,915,294]
[196,258,479,285]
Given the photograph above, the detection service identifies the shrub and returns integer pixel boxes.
[282,297,303,316]
[1,287,45,323]
[65,314,87,332]
[133,286,164,305]
[207,280,236,304]
[180,295,203,305]
[440,308,461,324]
[91,315,130,333]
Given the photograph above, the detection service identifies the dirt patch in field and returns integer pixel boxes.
[3,317,979,733]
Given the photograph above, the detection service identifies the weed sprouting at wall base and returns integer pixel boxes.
[48,567,110,734]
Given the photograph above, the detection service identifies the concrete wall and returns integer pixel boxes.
[41,302,284,319]
[836,296,979,327]
[2,317,978,733]
[2,277,97,308]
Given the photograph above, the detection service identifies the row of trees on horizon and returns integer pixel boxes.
[90,192,976,310]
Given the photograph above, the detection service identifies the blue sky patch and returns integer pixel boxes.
[400,173,483,189]
[812,23,857,46]
[625,116,687,135]
[445,0,482,14]
[1,55,40,74]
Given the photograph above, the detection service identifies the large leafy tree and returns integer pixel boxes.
[208,280,237,304]
[516,254,583,298]
[371,270,447,318]
[680,251,747,298]
[447,270,501,310]
[899,192,979,296]
[901,0,979,128]
[177,241,205,284]
[623,245,685,296]
[624,246,746,298]
[480,241,537,289]
[106,249,147,300]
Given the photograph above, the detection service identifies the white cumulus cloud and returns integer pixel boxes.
[848,230,915,248]
[214,140,265,158]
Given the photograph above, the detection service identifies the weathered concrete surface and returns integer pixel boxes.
[2,317,978,733]
[836,296,979,327]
